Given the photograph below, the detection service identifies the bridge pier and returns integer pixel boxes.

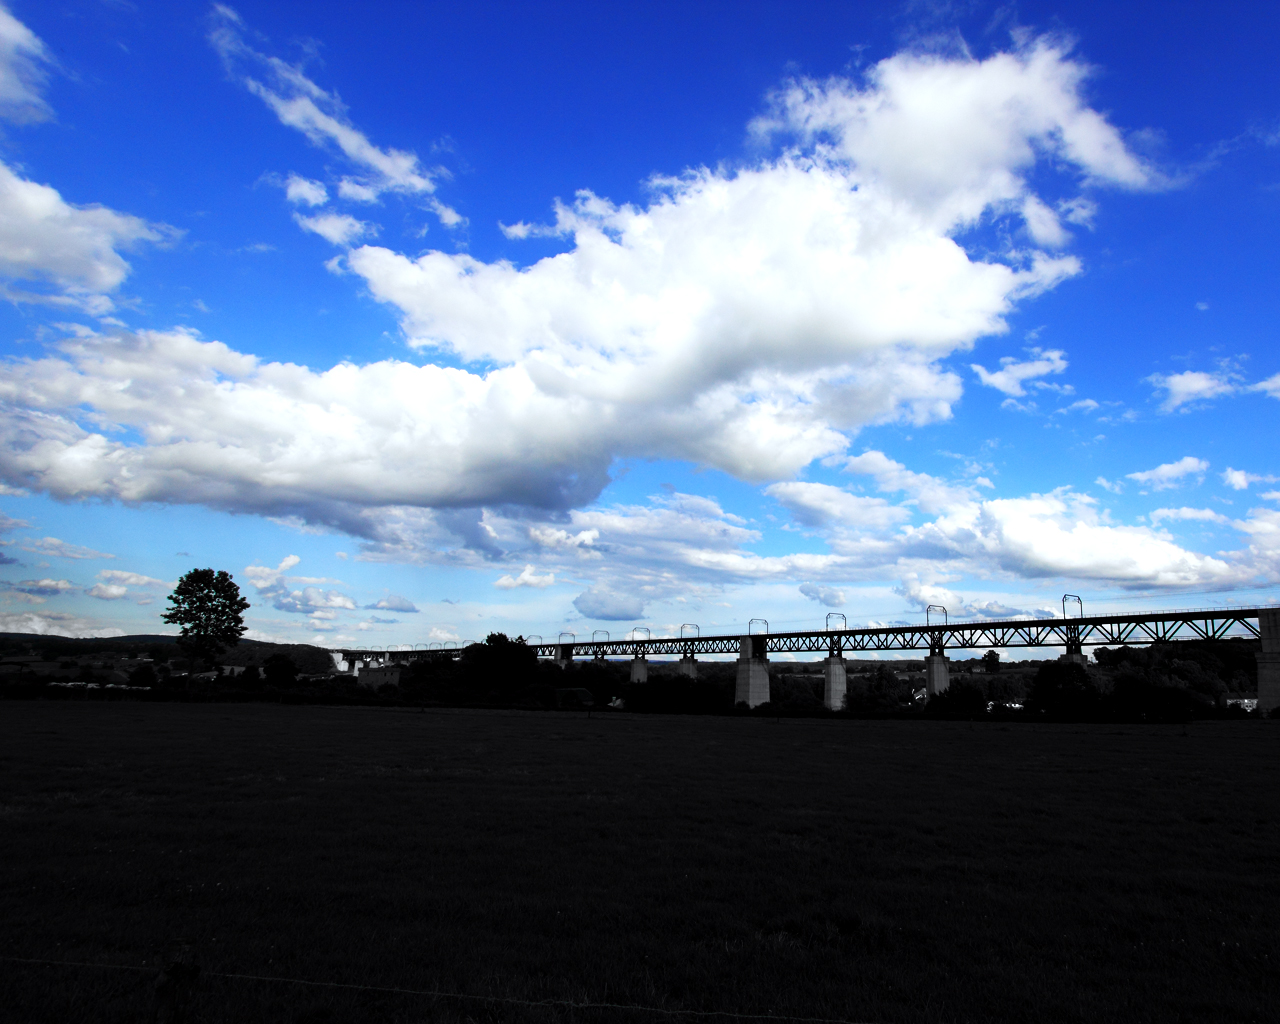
[630,655,648,684]
[924,652,950,695]
[677,653,697,679]
[1258,609,1280,714]
[553,644,573,670]
[735,635,770,707]
[823,655,846,710]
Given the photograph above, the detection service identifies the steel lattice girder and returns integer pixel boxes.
[330,608,1265,662]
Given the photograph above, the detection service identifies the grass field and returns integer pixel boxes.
[1,703,1276,1023]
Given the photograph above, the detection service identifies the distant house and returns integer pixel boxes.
[358,665,400,689]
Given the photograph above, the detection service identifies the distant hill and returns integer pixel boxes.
[0,633,337,675]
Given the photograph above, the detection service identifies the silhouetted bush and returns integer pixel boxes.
[843,664,915,716]
[926,679,987,718]
[1027,661,1102,720]
[263,654,298,689]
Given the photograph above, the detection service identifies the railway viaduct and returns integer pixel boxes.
[332,604,1280,713]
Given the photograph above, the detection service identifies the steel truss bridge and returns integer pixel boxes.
[332,607,1268,664]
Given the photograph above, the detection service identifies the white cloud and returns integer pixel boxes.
[752,36,1151,232]
[0,3,51,124]
[210,8,440,201]
[1148,507,1229,525]
[799,582,845,607]
[293,212,372,246]
[86,582,128,600]
[0,160,171,312]
[1095,476,1123,493]
[1126,456,1209,491]
[767,481,909,530]
[97,569,165,587]
[1222,467,1277,491]
[1056,398,1098,414]
[244,554,354,616]
[19,536,113,559]
[971,348,1067,396]
[1147,370,1235,412]
[842,450,973,514]
[494,564,554,589]
[366,594,418,612]
[13,577,75,596]
[1251,373,1280,400]
[0,610,123,638]
[573,586,644,621]
[285,174,328,207]
[0,38,1150,526]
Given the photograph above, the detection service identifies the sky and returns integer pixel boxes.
[0,0,1278,650]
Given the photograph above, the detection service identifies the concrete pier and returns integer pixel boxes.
[630,656,648,684]
[823,656,846,710]
[735,635,770,707]
[924,654,950,695]
[1258,609,1280,713]
[553,643,573,670]
[677,654,698,679]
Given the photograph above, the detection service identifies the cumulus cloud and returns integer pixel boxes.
[1126,456,1209,491]
[19,536,113,559]
[799,582,845,607]
[244,555,354,617]
[1148,507,1229,526]
[365,594,418,612]
[494,564,554,589]
[0,610,123,638]
[842,450,974,514]
[1147,370,1235,412]
[1252,373,1280,400]
[86,582,128,600]
[971,348,1068,396]
[97,569,165,587]
[12,577,75,596]
[767,481,909,530]
[293,212,372,246]
[1222,468,1277,491]
[284,174,328,207]
[573,586,644,621]
[0,160,172,313]
[0,2,51,124]
[0,35,1151,530]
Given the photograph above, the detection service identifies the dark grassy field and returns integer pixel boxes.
[1,703,1276,1023]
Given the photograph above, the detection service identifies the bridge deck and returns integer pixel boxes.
[331,607,1268,661]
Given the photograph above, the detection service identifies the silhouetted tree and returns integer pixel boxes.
[981,649,1001,674]
[1028,661,1101,720]
[162,569,250,669]
[263,653,298,689]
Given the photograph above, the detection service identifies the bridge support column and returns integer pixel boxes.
[823,656,846,711]
[630,656,648,684]
[924,653,950,695]
[553,644,573,670]
[677,654,697,679]
[735,635,770,708]
[1257,609,1280,714]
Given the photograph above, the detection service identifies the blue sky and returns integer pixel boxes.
[0,0,1278,648]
